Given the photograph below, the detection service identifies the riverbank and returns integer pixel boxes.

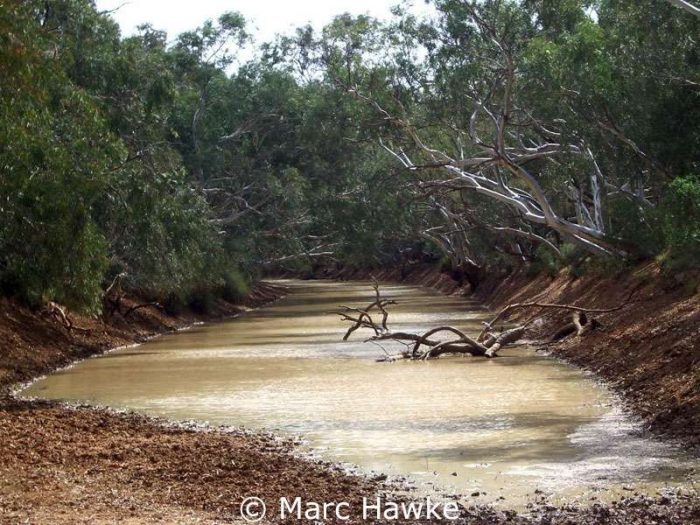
[0,398,382,524]
[476,262,700,451]
[314,262,699,452]
[1,276,698,523]
[2,400,697,524]
[0,282,382,523]
[0,281,286,392]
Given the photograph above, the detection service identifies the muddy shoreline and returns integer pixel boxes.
[1,275,699,523]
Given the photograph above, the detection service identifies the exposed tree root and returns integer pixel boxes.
[44,302,90,334]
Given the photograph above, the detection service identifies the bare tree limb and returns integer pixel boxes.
[666,0,700,18]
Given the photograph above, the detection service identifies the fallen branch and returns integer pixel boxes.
[478,285,642,341]
[45,302,91,334]
[409,326,488,358]
[336,278,396,340]
[123,302,164,318]
[336,282,496,359]
[336,282,637,361]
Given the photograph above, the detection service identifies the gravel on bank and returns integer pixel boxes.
[1,275,698,524]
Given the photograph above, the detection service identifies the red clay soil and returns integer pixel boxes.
[1,273,699,523]
[475,262,700,451]
[0,281,285,391]
[0,399,380,524]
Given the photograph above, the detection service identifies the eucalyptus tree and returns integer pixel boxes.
[170,12,248,182]
[0,2,246,311]
[0,1,118,311]
[2,0,697,316]
[312,0,699,273]
[329,4,620,257]
[524,0,699,260]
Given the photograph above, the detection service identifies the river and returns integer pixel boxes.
[22,280,696,507]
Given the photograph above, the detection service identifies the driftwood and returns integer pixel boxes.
[336,280,396,340]
[337,282,636,360]
[549,311,601,342]
[45,302,90,334]
[336,280,504,360]
[478,299,629,341]
[477,284,641,342]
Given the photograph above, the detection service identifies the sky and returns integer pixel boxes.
[95,0,434,44]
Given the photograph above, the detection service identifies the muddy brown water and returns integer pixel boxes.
[22,280,697,507]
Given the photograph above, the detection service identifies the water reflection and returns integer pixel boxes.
[23,280,696,506]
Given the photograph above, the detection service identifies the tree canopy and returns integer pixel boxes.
[1,0,698,312]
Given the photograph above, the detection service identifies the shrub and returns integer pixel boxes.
[187,288,217,315]
[607,199,663,261]
[221,269,251,303]
[660,175,700,272]
[163,292,187,316]
[531,244,562,277]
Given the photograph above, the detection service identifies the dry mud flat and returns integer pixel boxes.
[0,400,698,524]
[0,276,699,523]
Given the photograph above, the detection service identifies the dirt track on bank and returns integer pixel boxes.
[1,273,699,523]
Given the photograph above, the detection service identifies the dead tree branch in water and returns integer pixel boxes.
[336,280,496,359]
[336,279,396,340]
[336,282,638,360]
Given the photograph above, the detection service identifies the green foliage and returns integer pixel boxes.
[660,176,700,271]
[530,245,561,277]
[0,2,241,311]
[187,287,217,315]
[0,3,115,312]
[221,269,251,303]
[2,0,699,315]
[606,199,663,260]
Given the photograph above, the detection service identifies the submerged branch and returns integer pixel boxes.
[336,282,630,361]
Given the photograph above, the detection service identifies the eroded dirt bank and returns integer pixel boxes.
[476,263,700,451]
[0,282,286,391]
[1,276,699,523]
